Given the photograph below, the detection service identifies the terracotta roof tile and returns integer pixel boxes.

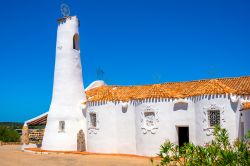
[241,102,250,111]
[86,76,250,102]
[187,79,237,96]
[134,84,176,99]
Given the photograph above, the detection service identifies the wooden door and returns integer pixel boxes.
[77,130,86,151]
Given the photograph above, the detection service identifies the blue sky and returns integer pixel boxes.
[0,0,250,122]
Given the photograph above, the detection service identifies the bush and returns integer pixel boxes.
[154,126,250,166]
[0,126,20,142]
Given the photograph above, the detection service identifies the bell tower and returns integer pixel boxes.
[42,5,87,151]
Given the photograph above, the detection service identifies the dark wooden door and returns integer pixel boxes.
[178,127,189,147]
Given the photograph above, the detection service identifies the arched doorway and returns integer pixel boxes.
[73,33,80,50]
[77,129,86,151]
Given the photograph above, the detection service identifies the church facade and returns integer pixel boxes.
[22,15,250,157]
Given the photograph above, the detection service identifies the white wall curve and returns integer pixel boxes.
[42,16,87,151]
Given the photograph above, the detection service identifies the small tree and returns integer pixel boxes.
[154,126,250,166]
[0,126,20,142]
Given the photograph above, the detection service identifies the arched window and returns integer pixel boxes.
[73,33,80,50]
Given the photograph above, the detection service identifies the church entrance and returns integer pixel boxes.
[77,130,86,151]
[178,127,189,147]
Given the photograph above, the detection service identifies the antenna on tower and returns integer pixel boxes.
[60,3,70,17]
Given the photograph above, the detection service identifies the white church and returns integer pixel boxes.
[22,14,250,156]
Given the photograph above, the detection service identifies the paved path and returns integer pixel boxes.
[0,145,155,166]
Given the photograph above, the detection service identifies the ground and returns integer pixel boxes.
[0,145,156,166]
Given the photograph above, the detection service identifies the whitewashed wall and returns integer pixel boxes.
[241,96,250,136]
[87,102,117,153]
[243,110,250,135]
[194,94,238,145]
[116,101,136,154]
[134,98,195,156]
[42,16,87,151]
[42,109,86,150]
[87,101,136,154]
[86,94,248,156]
[87,98,196,156]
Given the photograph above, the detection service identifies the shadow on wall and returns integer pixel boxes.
[122,107,128,113]
[229,96,239,112]
[237,114,243,138]
[174,102,188,111]
[82,109,87,118]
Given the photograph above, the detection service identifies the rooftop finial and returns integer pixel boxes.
[60,3,70,17]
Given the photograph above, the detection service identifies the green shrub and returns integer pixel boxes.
[0,126,20,142]
[155,126,250,166]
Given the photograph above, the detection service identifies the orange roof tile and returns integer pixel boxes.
[135,84,176,99]
[241,102,250,111]
[86,76,250,102]
[187,79,237,96]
